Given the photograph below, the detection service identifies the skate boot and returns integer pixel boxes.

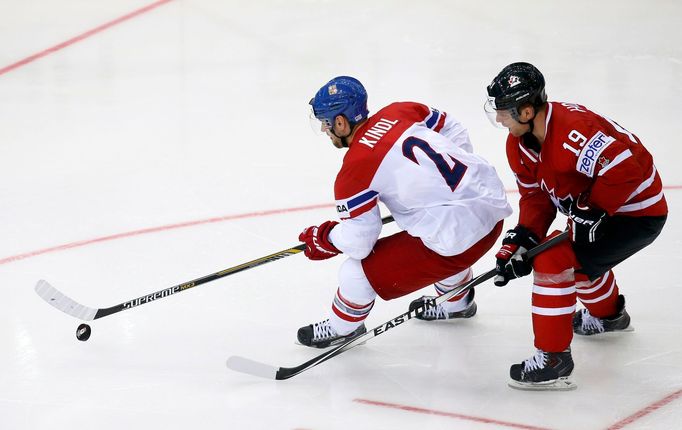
[573,294,633,335]
[509,349,576,391]
[408,289,477,321]
[297,319,367,349]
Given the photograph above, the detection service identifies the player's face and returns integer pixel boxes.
[325,116,351,148]
[501,113,531,137]
[325,128,346,148]
[484,99,533,136]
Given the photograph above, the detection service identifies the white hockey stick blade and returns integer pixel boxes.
[226,356,278,380]
[34,280,97,321]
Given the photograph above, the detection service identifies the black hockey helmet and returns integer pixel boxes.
[485,62,547,120]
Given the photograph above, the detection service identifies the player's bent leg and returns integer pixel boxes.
[573,275,632,336]
[409,268,477,320]
[510,232,578,390]
[571,215,667,336]
[297,258,375,348]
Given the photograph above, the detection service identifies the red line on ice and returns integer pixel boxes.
[606,388,682,429]
[0,203,333,265]
[2,185,680,266]
[0,0,173,76]
[354,399,554,430]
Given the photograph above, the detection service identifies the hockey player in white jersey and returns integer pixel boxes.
[297,76,512,348]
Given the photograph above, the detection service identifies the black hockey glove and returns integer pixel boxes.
[494,225,540,287]
[568,198,608,244]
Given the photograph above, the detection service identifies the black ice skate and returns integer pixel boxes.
[408,289,477,321]
[508,349,576,391]
[297,319,367,349]
[573,294,633,336]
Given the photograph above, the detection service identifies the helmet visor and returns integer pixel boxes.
[309,107,333,135]
[484,98,514,129]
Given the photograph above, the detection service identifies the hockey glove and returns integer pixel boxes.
[299,220,341,260]
[494,225,540,287]
[568,198,608,244]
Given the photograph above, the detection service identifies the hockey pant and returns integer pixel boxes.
[328,221,503,335]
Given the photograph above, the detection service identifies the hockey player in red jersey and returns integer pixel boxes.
[485,62,668,390]
[296,76,512,348]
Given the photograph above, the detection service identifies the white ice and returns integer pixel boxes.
[0,1,681,429]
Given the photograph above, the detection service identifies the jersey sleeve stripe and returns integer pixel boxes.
[425,108,441,129]
[515,174,540,188]
[518,143,538,163]
[433,112,447,132]
[625,165,658,202]
[349,199,377,218]
[616,189,665,213]
[597,149,632,176]
[347,190,379,209]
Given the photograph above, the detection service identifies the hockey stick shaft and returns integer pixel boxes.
[36,215,395,321]
[226,230,569,380]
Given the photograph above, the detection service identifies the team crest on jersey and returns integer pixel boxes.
[576,131,615,177]
[540,179,574,215]
[598,156,610,168]
[508,75,521,88]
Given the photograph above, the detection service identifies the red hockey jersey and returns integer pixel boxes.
[507,102,668,239]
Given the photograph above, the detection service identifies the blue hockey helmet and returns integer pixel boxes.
[309,76,369,131]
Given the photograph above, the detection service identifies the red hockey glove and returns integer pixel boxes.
[494,225,539,287]
[298,220,341,260]
[568,197,608,244]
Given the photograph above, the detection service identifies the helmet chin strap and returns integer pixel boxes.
[519,117,535,133]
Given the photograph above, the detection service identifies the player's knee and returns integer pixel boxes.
[532,240,575,274]
[438,267,472,287]
[338,258,376,303]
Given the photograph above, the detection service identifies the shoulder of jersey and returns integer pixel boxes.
[349,102,429,152]
[546,102,602,168]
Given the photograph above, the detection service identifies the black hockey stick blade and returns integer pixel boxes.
[226,230,569,380]
[35,215,395,321]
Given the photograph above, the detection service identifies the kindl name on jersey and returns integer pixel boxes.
[359,118,399,148]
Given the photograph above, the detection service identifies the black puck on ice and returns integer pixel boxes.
[76,323,91,341]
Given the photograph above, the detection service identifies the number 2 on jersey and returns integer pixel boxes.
[402,137,467,191]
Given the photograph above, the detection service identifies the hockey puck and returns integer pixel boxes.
[76,323,91,341]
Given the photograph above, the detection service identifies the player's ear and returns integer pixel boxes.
[518,104,535,122]
[334,115,346,129]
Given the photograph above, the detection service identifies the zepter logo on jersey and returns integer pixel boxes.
[576,131,616,178]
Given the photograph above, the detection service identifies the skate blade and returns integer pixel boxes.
[576,325,635,336]
[508,376,577,391]
[294,339,366,348]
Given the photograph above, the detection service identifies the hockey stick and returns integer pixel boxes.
[226,230,569,380]
[35,215,395,321]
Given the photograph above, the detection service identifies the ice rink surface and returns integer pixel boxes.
[1,1,681,429]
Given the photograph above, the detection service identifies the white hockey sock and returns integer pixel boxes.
[435,268,473,313]
[328,258,377,335]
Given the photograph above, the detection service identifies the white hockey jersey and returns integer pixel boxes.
[329,102,512,259]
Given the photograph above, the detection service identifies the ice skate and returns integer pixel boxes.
[297,319,366,349]
[508,349,576,391]
[408,288,477,321]
[573,294,633,336]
